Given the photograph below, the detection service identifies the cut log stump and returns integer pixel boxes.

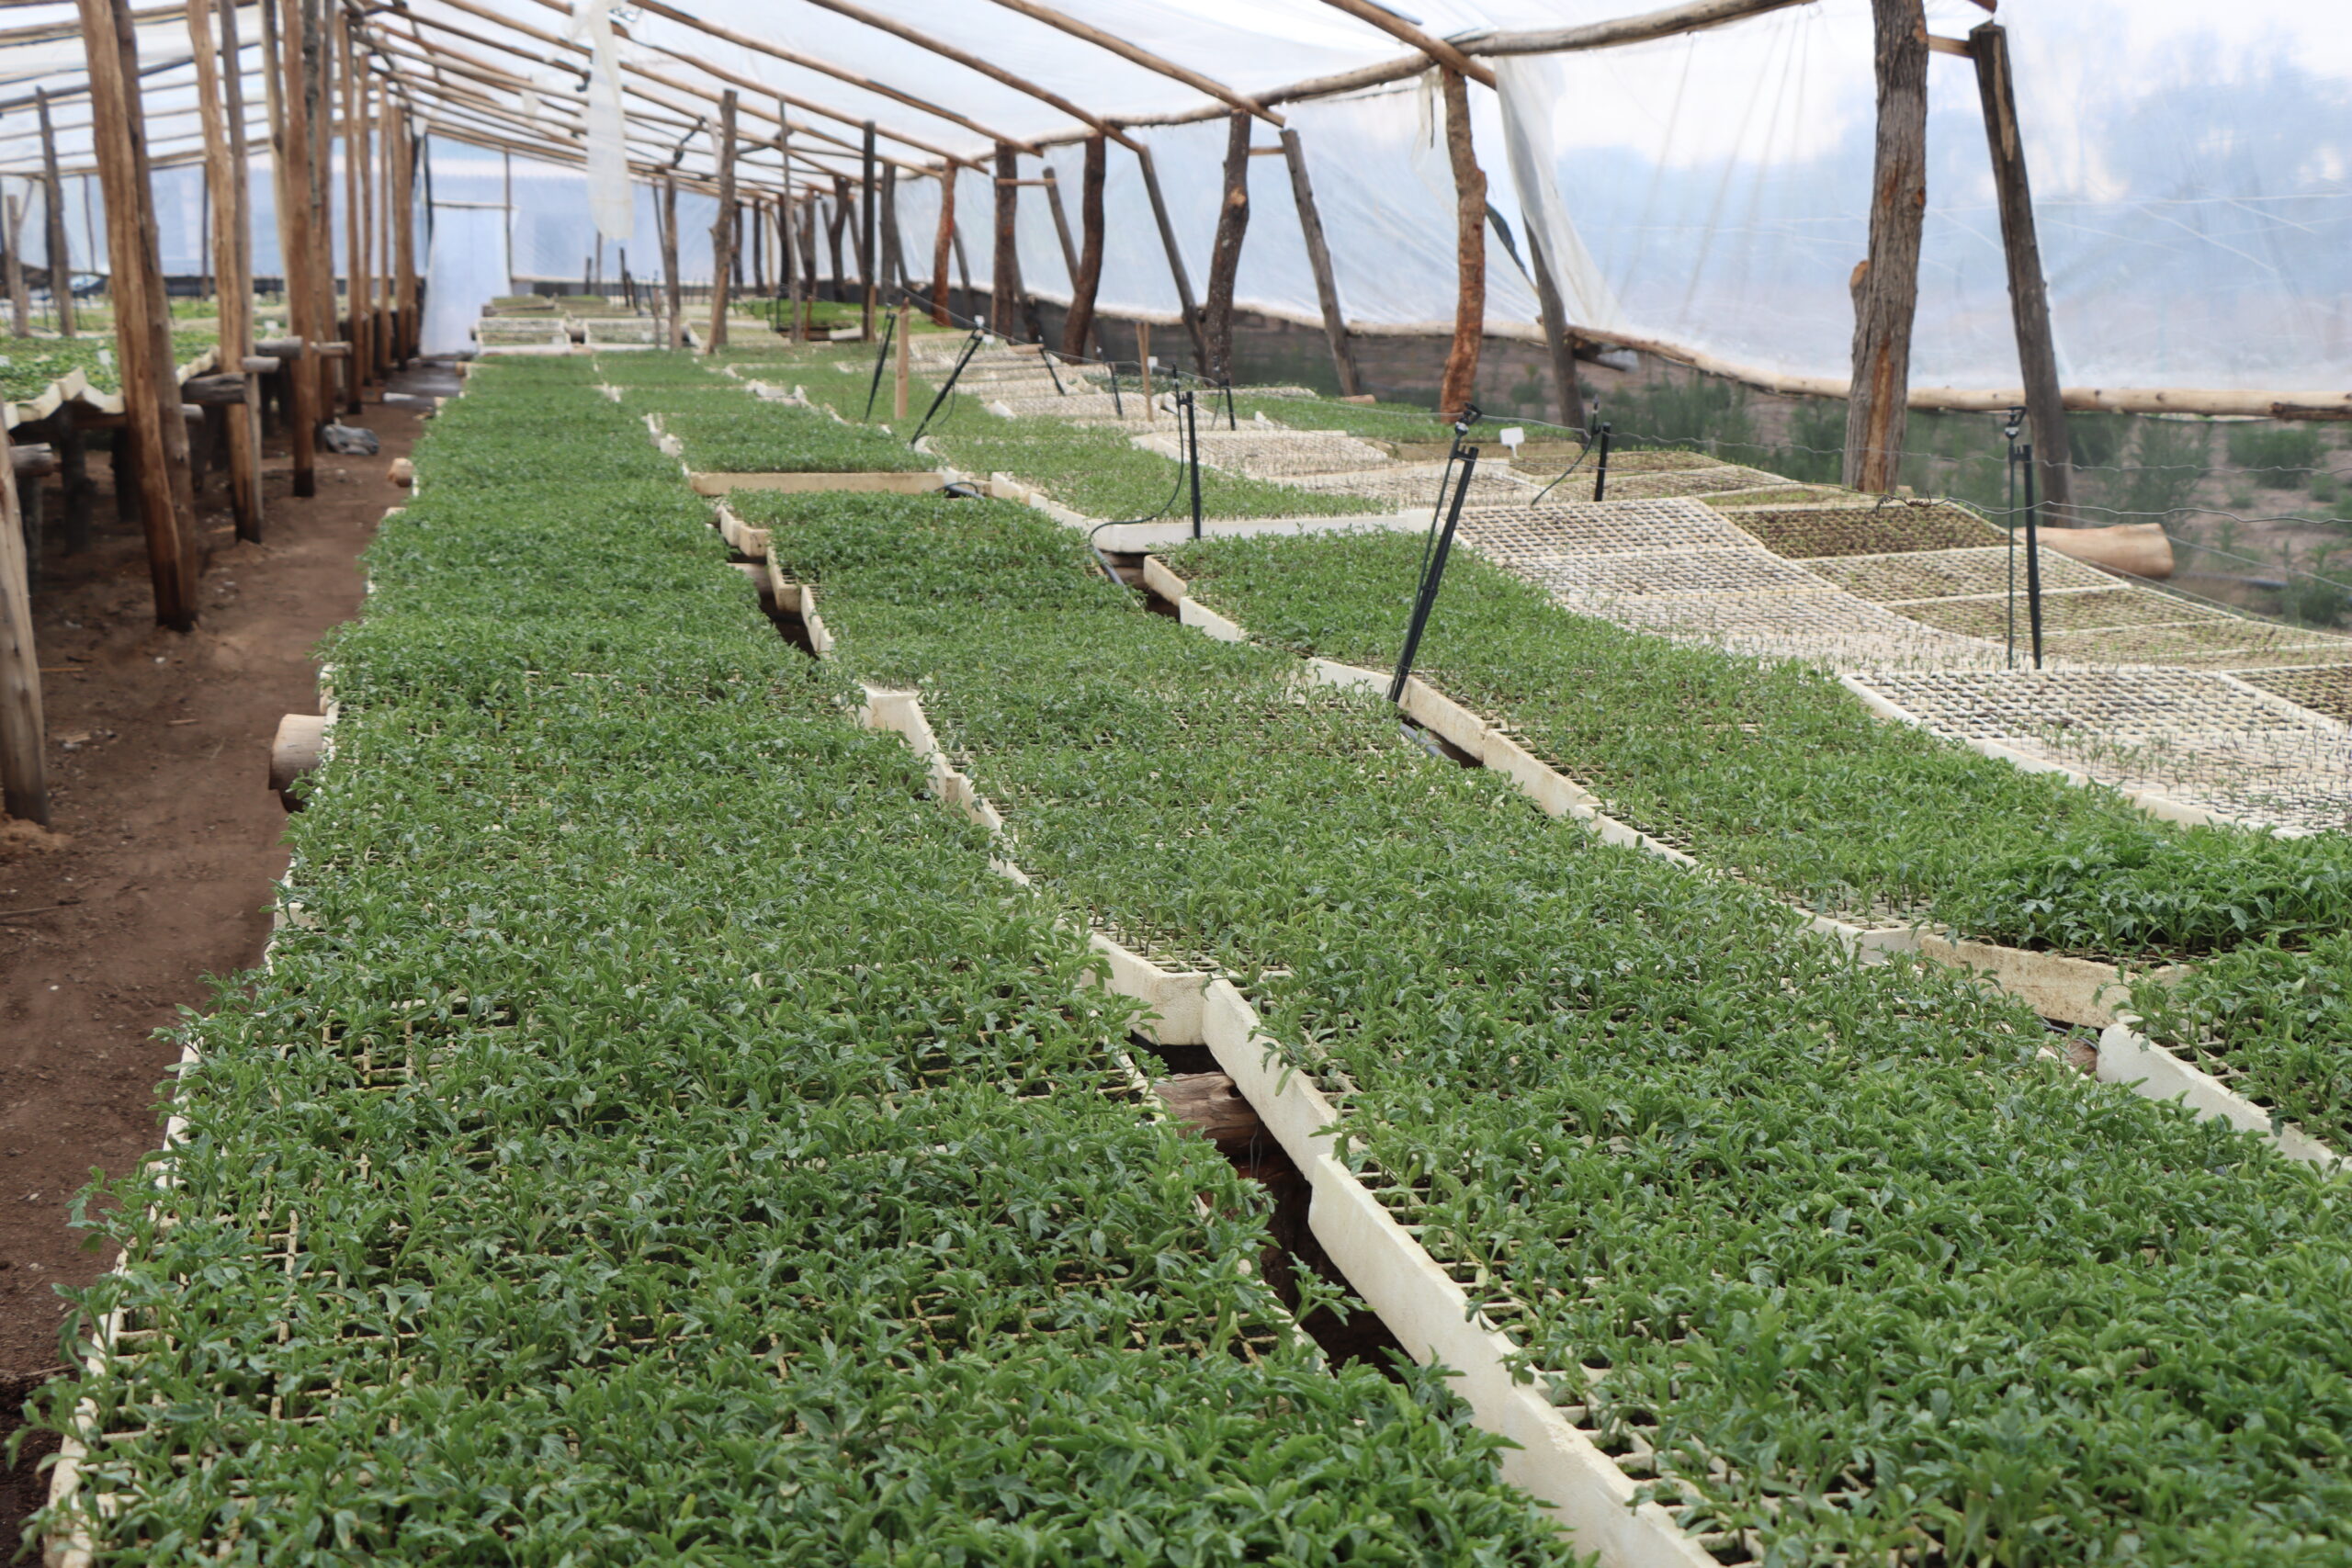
[270,712,326,810]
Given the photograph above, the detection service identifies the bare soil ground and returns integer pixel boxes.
[0,372,440,1547]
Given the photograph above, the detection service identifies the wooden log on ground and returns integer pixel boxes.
[0,424,43,825]
[1134,141,1207,372]
[1152,1072,1266,1156]
[1969,20,2073,521]
[1062,135,1105,361]
[990,142,1020,337]
[1203,110,1252,387]
[2016,522,2172,580]
[182,373,251,406]
[1435,66,1486,424]
[270,710,325,808]
[11,445,58,479]
[1843,0,1928,491]
[80,0,199,631]
[1279,128,1362,398]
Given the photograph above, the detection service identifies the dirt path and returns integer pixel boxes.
[0,369,445,1542]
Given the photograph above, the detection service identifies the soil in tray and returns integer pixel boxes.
[2042,618,2352,666]
[2234,662,2352,722]
[1893,586,2233,639]
[1725,501,2007,558]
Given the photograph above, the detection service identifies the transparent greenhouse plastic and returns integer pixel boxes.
[0,0,2337,391]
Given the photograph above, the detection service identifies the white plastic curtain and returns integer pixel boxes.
[419,203,509,355]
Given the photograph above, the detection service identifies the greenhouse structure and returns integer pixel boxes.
[0,0,2348,1562]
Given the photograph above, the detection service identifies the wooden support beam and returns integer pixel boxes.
[706,88,737,353]
[1524,230,1584,432]
[1435,66,1486,423]
[624,0,1040,156]
[1278,128,1361,399]
[390,100,416,362]
[976,0,1283,127]
[824,176,848,301]
[3,197,27,336]
[990,142,1019,338]
[1969,20,2072,520]
[1062,135,1106,362]
[1041,164,1080,291]
[0,422,42,825]
[188,0,261,540]
[36,89,74,335]
[1314,0,1495,88]
[1844,0,1928,491]
[266,0,317,494]
[929,164,955,326]
[338,6,364,411]
[81,0,200,630]
[301,0,340,440]
[1203,110,1251,387]
[878,162,904,299]
[860,120,876,339]
[787,0,1140,152]
[777,108,803,339]
[659,171,683,350]
[1134,142,1206,372]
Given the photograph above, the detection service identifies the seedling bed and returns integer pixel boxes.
[1894,586,2234,639]
[1503,547,1829,599]
[1136,427,1393,479]
[1803,545,2115,602]
[1580,464,1786,501]
[2042,616,2352,668]
[1459,499,1758,560]
[1726,501,2008,558]
[2236,662,2352,723]
[1280,463,1535,508]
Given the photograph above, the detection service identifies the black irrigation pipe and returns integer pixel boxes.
[908,327,987,446]
[1590,422,1613,502]
[1392,407,1482,706]
[1183,389,1204,541]
[1082,388,1206,583]
[861,306,899,422]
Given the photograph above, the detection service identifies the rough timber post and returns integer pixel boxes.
[79,0,200,630]
[1062,135,1105,362]
[1436,65,1487,424]
[302,0,339,423]
[990,142,1020,338]
[265,0,318,495]
[707,89,738,353]
[1970,20,2074,521]
[1278,128,1361,398]
[3,197,28,336]
[1525,231,1585,431]
[930,164,956,326]
[1133,141,1206,372]
[660,173,683,350]
[860,119,877,339]
[391,103,417,362]
[220,0,266,511]
[36,90,72,336]
[879,163,905,297]
[0,423,43,825]
[339,9,365,407]
[187,0,261,541]
[1203,110,1252,388]
[1844,0,1928,491]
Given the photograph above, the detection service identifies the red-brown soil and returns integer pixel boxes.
[0,374,437,1546]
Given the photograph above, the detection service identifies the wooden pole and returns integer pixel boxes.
[391,103,416,362]
[1062,134,1104,361]
[0,423,44,825]
[797,194,820,318]
[893,300,910,420]
[1278,128,1362,398]
[36,90,73,335]
[1041,165,1080,293]
[707,88,738,352]
[3,195,27,337]
[304,0,338,423]
[340,9,365,405]
[1136,319,1152,419]
[859,119,876,338]
[1524,231,1583,431]
[218,0,264,517]
[1133,141,1206,372]
[187,0,259,542]
[825,179,847,300]
[776,107,801,339]
[1435,65,1486,424]
[1844,0,1927,491]
[929,164,955,326]
[990,142,1021,339]
[266,0,318,495]
[1970,21,2073,521]
[78,0,199,631]
[658,172,681,348]
[1202,110,1252,387]
[878,162,903,299]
